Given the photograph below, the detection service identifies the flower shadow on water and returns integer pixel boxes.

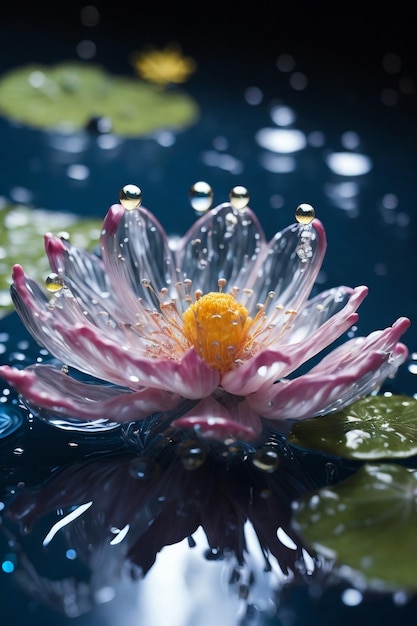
[1,418,339,623]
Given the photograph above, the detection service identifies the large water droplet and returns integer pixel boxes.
[119,184,142,210]
[189,181,214,213]
[45,273,64,293]
[295,203,315,225]
[229,185,249,211]
[252,445,280,472]
[176,439,207,470]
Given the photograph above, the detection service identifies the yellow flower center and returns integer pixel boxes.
[182,292,252,374]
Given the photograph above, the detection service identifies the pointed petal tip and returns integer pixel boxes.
[309,217,327,249]
[44,233,67,263]
[311,217,325,233]
[353,284,369,298]
[11,264,28,288]
[396,316,411,331]
[102,203,125,236]
[11,264,24,277]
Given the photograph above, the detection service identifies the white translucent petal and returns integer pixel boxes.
[177,203,266,295]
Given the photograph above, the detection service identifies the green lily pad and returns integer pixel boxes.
[288,395,417,460]
[0,62,199,136]
[0,204,102,317]
[292,462,417,591]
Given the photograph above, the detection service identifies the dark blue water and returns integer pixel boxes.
[1,4,417,625]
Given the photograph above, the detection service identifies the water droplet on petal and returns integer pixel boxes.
[252,446,280,472]
[189,181,214,213]
[229,185,249,210]
[225,212,238,229]
[45,273,64,293]
[295,203,315,224]
[119,184,142,210]
[176,439,207,470]
[56,231,70,241]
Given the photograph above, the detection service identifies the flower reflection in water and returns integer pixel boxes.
[2,422,333,622]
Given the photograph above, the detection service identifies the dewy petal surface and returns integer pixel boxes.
[222,285,369,396]
[48,323,219,399]
[249,318,410,419]
[0,364,179,421]
[100,203,177,308]
[243,218,326,313]
[9,265,131,366]
[284,286,357,345]
[177,203,266,297]
[44,233,137,326]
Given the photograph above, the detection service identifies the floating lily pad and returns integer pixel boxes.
[292,463,417,591]
[0,204,102,316]
[0,62,199,136]
[288,395,417,460]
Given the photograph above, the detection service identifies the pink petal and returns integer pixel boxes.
[11,264,47,312]
[10,265,124,367]
[222,285,368,395]
[172,395,261,441]
[45,322,220,399]
[0,364,179,421]
[249,317,411,420]
[10,266,219,399]
[10,265,71,354]
[44,233,138,324]
[284,286,356,344]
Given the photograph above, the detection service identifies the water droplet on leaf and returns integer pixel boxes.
[189,181,213,213]
[119,184,142,210]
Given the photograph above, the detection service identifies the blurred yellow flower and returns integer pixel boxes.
[131,43,196,88]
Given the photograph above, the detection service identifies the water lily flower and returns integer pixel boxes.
[0,187,410,441]
[131,43,197,87]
